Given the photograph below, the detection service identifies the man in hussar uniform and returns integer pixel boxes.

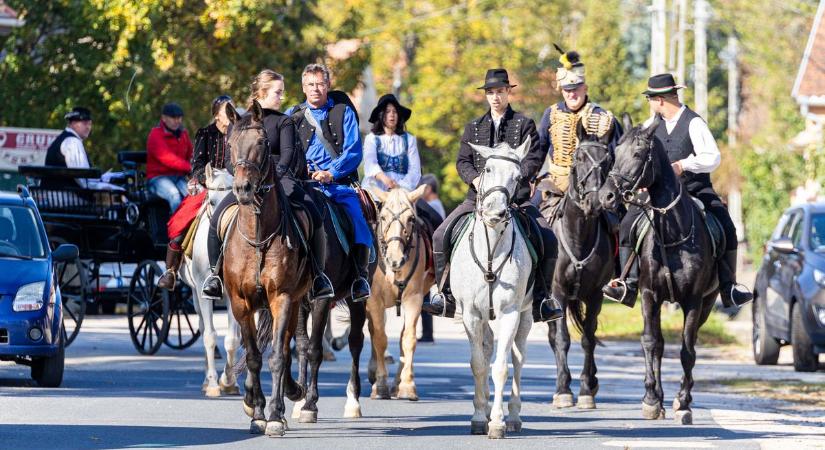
[537,47,622,219]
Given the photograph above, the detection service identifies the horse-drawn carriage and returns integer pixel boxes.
[18,152,200,355]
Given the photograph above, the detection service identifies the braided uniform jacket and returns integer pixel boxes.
[546,102,614,193]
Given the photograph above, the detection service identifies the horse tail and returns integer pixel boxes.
[567,299,603,347]
[231,308,275,376]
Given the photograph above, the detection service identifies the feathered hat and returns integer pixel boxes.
[554,44,585,91]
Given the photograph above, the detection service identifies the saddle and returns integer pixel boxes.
[308,187,356,256]
[446,210,539,268]
[630,196,725,260]
[181,199,209,258]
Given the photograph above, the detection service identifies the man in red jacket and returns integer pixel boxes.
[147,103,193,212]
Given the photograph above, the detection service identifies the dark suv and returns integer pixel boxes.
[753,203,825,371]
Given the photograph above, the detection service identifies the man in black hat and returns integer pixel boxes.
[45,107,93,169]
[602,73,753,309]
[422,68,564,323]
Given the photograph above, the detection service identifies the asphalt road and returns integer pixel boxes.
[0,312,823,450]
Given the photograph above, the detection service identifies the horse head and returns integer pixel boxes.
[371,185,427,272]
[570,119,614,217]
[205,164,233,210]
[227,100,269,206]
[470,137,530,227]
[598,113,662,211]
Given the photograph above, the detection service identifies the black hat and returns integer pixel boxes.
[642,73,685,96]
[477,68,517,90]
[64,107,92,122]
[368,94,412,124]
[162,102,184,117]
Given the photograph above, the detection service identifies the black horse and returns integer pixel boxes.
[293,191,368,422]
[598,115,718,425]
[543,122,616,410]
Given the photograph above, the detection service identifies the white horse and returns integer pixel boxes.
[451,139,534,439]
[179,166,242,397]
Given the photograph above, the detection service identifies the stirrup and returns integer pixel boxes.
[603,279,628,303]
[310,273,335,301]
[730,283,754,307]
[201,274,223,299]
[350,277,371,303]
[158,270,177,290]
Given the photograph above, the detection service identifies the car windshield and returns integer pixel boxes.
[810,213,825,252]
[0,205,46,259]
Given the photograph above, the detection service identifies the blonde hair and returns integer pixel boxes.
[247,69,284,109]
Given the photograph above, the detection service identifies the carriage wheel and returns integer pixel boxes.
[164,286,201,350]
[127,260,170,355]
[50,239,88,347]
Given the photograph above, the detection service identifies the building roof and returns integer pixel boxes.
[793,0,825,104]
[0,0,23,34]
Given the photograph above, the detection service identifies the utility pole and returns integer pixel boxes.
[650,0,667,75]
[694,0,710,119]
[676,0,688,100]
[726,36,739,147]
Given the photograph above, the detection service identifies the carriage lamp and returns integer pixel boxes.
[12,281,45,312]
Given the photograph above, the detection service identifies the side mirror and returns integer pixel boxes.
[52,244,79,262]
[769,238,796,254]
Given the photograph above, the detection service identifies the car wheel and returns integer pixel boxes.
[753,294,780,365]
[791,302,819,372]
[31,332,65,387]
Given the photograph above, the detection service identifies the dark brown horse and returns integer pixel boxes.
[223,101,309,436]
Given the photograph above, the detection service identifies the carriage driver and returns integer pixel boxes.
[422,68,564,323]
[602,73,753,309]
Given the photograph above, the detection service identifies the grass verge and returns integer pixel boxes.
[708,378,825,407]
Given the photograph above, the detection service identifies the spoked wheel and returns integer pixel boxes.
[164,285,200,350]
[127,260,170,355]
[50,239,88,347]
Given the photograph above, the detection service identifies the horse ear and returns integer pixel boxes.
[251,100,264,123]
[225,102,238,125]
[407,184,428,204]
[621,113,633,133]
[513,135,531,161]
[645,114,662,138]
[369,187,389,204]
[576,118,587,143]
[468,142,494,160]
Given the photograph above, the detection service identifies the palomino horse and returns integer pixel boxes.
[179,166,242,398]
[223,101,309,436]
[366,185,432,401]
[599,115,718,425]
[541,122,616,410]
[453,138,536,439]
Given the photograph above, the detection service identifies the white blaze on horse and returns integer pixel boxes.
[178,165,242,397]
[451,138,534,439]
[367,185,432,401]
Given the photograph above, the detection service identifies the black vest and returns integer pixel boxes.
[654,106,713,193]
[44,130,77,167]
[469,109,525,173]
[292,102,357,184]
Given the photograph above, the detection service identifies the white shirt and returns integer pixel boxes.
[644,106,721,174]
[60,128,91,169]
[362,132,421,191]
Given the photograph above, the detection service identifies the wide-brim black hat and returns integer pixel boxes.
[477,68,517,90]
[642,73,685,96]
[64,107,92,122]
[368,94,412,124]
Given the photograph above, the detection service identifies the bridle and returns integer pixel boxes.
[607,137,655,207]
[230,123,273,210]
[569,141,612,207]
[476,154,522,223]
[376,197,421,316]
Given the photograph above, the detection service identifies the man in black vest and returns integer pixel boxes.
[423,68,564,323]
[45,107,92,169]
[603,73,753,308]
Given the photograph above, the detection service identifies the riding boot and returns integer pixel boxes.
[158,244,183,291]
[309,224,334,301]
[532,257,564,323]
[201,226,224,299]
[350,244,371,302]
[603,246,639,308]
[719,249,753,307]
[421,250,456,318]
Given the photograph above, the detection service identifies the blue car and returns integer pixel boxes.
[0,186,77,387]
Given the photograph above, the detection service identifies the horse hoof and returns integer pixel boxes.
[487,424,506,439]
[470,421,488,435]
[642,402,665,420]
[505,421,522,433]
[323,351,337,362]
[243,401,254,418]
[395,384,419,401]
[577,395,596,409]
[553,393,575,408]
[265,421,285,437]
[384,355,395,365]
[299,410,317,423]
[343,404,362,418]
[674,410,693,425]
[672,397,681,412]
[291,399,305,419]
[371,383,391,400]
[250,420,267,435]
[220,382,241,396]
[205,385,221,398]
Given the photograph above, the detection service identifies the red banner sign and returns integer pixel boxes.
[0,127,61,171]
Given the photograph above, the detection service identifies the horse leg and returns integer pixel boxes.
[463,313,490,436]
[344,301,367,418]
[264,294,293,437]
[547,297,573,408]
[299,300,329,423]
[282,303,304,402]
[220,302,242,395]
[578,293,603,409]
[291,300,311,419]
[238,309,267,434]
[197,292,220,397]
[640,292,666,420]
[673,299,703,425]
[507,309,532,434]
[488,308,519,439]
[394,293,422,401]
[366,297,390,400]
